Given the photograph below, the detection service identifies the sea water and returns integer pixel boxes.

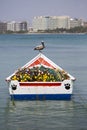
[0,34,87,130]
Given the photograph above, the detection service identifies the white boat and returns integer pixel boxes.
[6,53,75,100]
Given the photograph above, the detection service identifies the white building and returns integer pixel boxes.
[7,21,28,32]
[32,16,49,31]
[7,21,16,31]
[57,16,70,29]
[70,18,83,28]
[32,16,70,32]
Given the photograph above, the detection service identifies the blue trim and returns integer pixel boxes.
[10,94,72,100]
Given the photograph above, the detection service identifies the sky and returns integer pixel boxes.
[0,0,87,24]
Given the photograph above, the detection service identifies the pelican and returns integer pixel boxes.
[34,41,45,52]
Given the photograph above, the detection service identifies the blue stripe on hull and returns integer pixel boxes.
[10,94,72,100]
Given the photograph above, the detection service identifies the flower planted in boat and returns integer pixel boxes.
[10,66,70,82]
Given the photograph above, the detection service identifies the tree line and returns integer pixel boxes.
[38,26,87,33]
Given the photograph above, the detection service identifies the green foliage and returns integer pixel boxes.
[37,26,87,33]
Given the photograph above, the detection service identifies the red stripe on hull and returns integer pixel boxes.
[19,82,61,87]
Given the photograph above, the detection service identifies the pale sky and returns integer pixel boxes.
[0,0,87,24]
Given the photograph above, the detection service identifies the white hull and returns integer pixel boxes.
[8,80,73,100]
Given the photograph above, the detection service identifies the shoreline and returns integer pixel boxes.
[0,32,87,35]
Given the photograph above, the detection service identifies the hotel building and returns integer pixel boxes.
[70,18,83,28]
[7,21,28,32]
[32,16,70,32]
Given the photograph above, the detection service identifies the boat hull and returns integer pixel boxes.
[8,80,73,100]
[10,94,72,100]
